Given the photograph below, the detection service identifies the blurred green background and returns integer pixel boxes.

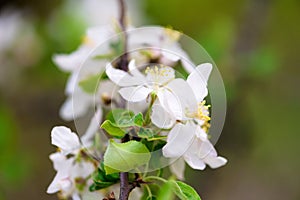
[0,0,299,199]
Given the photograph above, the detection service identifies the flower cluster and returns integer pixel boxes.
[48,2,227,200]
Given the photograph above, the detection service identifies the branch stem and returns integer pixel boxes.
[118,0,128,72]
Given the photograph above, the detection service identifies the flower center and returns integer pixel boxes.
[145,65,171,77]
[188,101,211,133]
[144,65,173,89]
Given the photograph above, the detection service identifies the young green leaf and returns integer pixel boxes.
[170,180,201,200]
[106,109,144,127]
[156,181,175,200]
[104,140,151,174]
[133,112,144,126]
[101,120,126,138]
[138,128,166,141]
[90,166,119,192]
[106,109,134,126]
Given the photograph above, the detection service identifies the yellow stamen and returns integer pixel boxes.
[164,27,181,41]
[145,65,172,77]
[82,35,94,46]
[187,100,211,133]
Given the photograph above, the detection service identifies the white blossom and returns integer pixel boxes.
[47,152,95,200]
[51,126,81,155]
[150,63,227,170]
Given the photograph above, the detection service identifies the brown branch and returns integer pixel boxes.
[119,134,131,200]
[118,0,128,72]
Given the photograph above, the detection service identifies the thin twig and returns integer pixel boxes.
[119,134,131,200]
[118,0,128,72]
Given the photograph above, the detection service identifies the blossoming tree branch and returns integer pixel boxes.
[47,0,227,199]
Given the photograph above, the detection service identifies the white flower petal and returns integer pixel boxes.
[106,63,144,87]
[119,86,152,102]
[169,157,185,180]
[183,137,206,170]
[47,155,74,194]
[160,78,197,119]
[204,156,227,169]
[181,59,195,74]
[47,173,63,194]
[184,153,206,170]
[72,193,81,200]
[162,123,196,158]
[51,126,81,155]
[49,152,67,171]
[81,108,103,147]
[65,70,79,95]
[53,50,85,73]
[71,161,95,179]
[151,103,176,129]
[161,50,180,62]
[187,63,212,102]
[196,63,213,83]
[128,59,145,78]
[59,89,93,121]
[198,139,217,158]
[197,138,227,169]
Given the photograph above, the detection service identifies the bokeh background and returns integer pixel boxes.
[0,0,299,199]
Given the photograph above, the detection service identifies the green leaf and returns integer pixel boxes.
[106,109,135,126]
[133,113,144,126]
[101,120,126,138]
[157,181,175,200]
[89,182,114,191]
[104,140,151,174]
[106,109,144,127]
[110,39,124,55]
[170,180,201,200]
[90,164,119,192]
[78,73,102,94]
[138,128,167,141]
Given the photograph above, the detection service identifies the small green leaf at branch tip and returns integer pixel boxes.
[138,128,166,141]
[170,180,201,200]
[133,112,144,126]
[106,109,134,126]
[101,120,125,138]
[106,109,144,128]
[78,73,102,94]
[103,140,151,174]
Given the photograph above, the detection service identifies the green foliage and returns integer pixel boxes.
[143,177,201,200]
[110,39,125,57]
[138,128,167,141]
[103,140,151,174]
[101,110,146,138]
[156,181,175,200]
[141,184,160,200]
[78,73,103,94]
[173,63,189,79]
[101,120,126,138]
[170,180,201,200]
[89,163,119,192]
[133,113,144,126]
[106,109,135,127]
